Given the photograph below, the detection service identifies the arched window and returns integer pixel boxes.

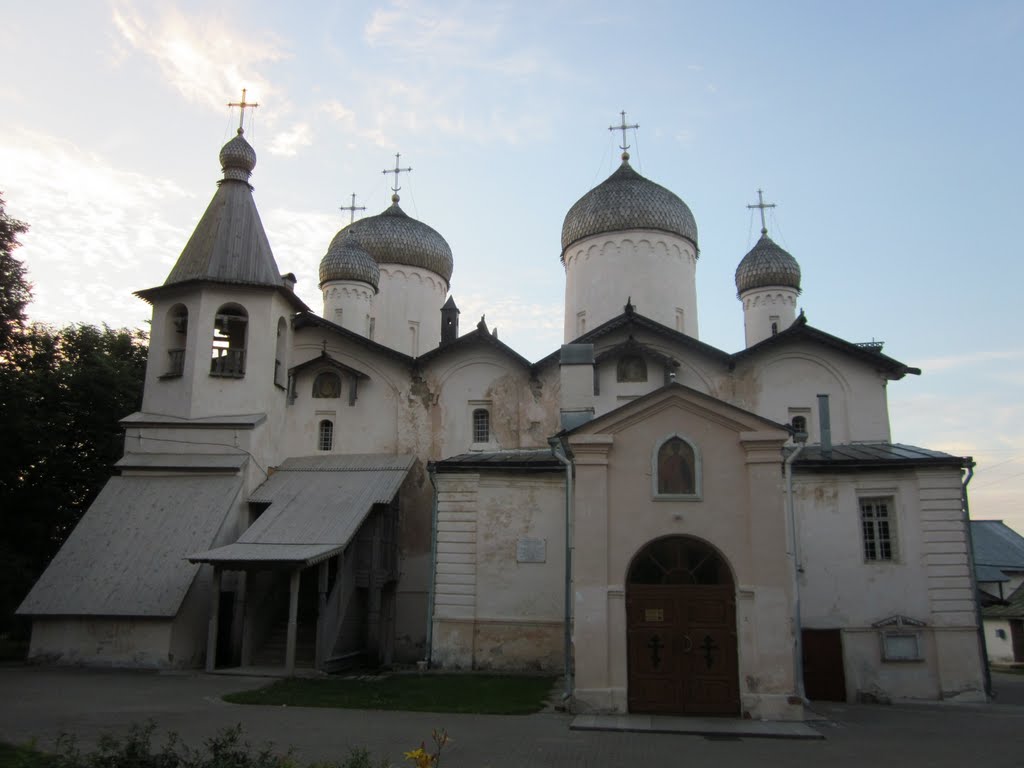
[472,408,490,444]
[210,304,247,377]
[791,415,807,434]
[318,420,334,451]
[654,436,699,498]
[628,536,732,586]
[313,372,341,398]
[165,304,188,377]
[617,354,647,382]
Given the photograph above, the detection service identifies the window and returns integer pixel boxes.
[318,420,334,451]
[368,317,375,340]
[274,317,287,387]
[861,497,895,561]
[617,355,647,382]
[576,311,586,336]
[472,408,490,444]
[654,435,700,499]
[675,308,685,332]
[770,314,780,336]
[791,415,807,434]
[312,371,341,398]
[164,304,188,377]
[210,304,247,377]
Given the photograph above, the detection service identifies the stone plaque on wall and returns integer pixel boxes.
[516,537,547,563]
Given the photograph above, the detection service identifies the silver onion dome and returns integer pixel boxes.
[319,235,380,291]
[734,234,802,296]
[219,129,257,183]
[327,199,453,284]
[561,157,698,258]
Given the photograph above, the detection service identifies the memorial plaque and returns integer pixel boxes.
[516,537,547,563]
[644,608,665,623]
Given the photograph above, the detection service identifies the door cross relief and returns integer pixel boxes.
[647,635,664,669]
[701,634,719,669]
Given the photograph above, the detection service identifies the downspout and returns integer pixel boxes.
[785,429,808,702]
[960,462,990,699]
[425,462,439,668]
[549,435,574,704]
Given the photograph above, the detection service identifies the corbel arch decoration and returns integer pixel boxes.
[652,433,701,500]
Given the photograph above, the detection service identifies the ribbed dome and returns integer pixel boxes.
[734,234,802,296]
[219,130,257,183]
[561,158,698,257]
[319,235,380,291]
[327,200,453,284]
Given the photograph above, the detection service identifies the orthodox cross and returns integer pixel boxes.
[609,110,639,155]
[747,189,776,235]
[228,88,259,135]
[700,634,719,670]
[339,193,366,224]
[647,635,664,669]
[382,153,412,200]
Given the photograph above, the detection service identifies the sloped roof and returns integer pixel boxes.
[985,582,1024,619]
[972,520,1024,568]
[19,472,243,616]
[416,317,533,370]
[793,443,970,470]
[433,449,563,472]
[189,454,415,567]
[292,311,415,365]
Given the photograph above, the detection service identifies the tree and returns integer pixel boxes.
[0,195,148,637]
[0,192,30,360]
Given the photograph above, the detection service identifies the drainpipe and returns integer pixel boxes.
[960,462,990,699]
[425,463,440,668]
[785,428,808,702]
[548,435,575,704]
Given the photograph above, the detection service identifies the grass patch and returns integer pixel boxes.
[223,673,556,715]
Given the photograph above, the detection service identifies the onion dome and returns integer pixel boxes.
[327,196,453,284]
[561,155,698,258]
[734,233,802,296]
[219,129,257,183]
[319,234,380,291]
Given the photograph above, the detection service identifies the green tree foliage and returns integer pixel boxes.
[0,196,148,636]
[0,192,30,359]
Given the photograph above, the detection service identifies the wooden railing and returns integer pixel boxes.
[210,347,246,377]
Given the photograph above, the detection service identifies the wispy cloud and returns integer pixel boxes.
[110,4,289,119]
[268,123,313,157]
[0,128,191,328]
[364,0,500,57]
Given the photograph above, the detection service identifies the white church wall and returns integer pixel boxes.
[430,472,564,671]
[740,287,799,348]
[563,233,698,342]
[735,345,891,443]
[321,280,374,336]
[373,265,447,356]
[984,618,1016,663]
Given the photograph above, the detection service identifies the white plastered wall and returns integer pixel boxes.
[321,281,375,337]
[739,286,799,348]
[563,232,698,342]
[373,265,447,355]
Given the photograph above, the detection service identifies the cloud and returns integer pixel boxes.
[110,4,289,119]
[0,128,192,329]
[916,348,1024,372]
[364,0,500,57]
[320,100,356,124]
[268,123,313,157]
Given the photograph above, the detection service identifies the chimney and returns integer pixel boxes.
[440,296,460,345]
[559,344,595,430]
[282,272,297,292]
[817,394,832,458]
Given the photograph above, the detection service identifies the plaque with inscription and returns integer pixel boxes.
[516,537,547,563]
[644,608,665,623]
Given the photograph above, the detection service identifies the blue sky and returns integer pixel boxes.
[2,0,1022,528]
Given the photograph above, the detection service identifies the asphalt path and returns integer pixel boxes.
[2,666,1023,768]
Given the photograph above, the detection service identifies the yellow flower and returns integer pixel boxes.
[403,746,435,768]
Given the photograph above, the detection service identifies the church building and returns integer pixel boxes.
[18,111,987,719]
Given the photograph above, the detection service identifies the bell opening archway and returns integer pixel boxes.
[625,535,740,716]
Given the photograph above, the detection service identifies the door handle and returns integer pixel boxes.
[682,634,693,653]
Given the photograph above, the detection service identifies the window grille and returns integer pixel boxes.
[472,409,490,444]
[861,497,894,561]
[318,420,334,451]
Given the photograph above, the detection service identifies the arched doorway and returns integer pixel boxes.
[626,535,739,716]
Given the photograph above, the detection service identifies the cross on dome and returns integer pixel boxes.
[383,153,412,203]
[747,189,776,235]
[608,110,639,161]
[227,88,259,136]
[339,193,366,224]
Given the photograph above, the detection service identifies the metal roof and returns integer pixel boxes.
[735,233,802,295]
[189,454,415,567]
[793,443,969,470]
[120,412,266,429]
[434,449,563,472]
[984,583,1024,620]
[561,159,698,257]
[976,564,1012,583]
[114,453,248,472]
[18,473,243,617]
[971,521,1024,568]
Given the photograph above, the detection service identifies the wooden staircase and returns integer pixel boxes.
[252,620,316,669]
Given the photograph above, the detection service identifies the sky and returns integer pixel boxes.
[2,1,1022,530]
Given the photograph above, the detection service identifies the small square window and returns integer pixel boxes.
[860,497,896,562]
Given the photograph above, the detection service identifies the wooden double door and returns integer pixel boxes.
[626,584,739,715]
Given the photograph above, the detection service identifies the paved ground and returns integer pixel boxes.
[2,665,1024,767]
